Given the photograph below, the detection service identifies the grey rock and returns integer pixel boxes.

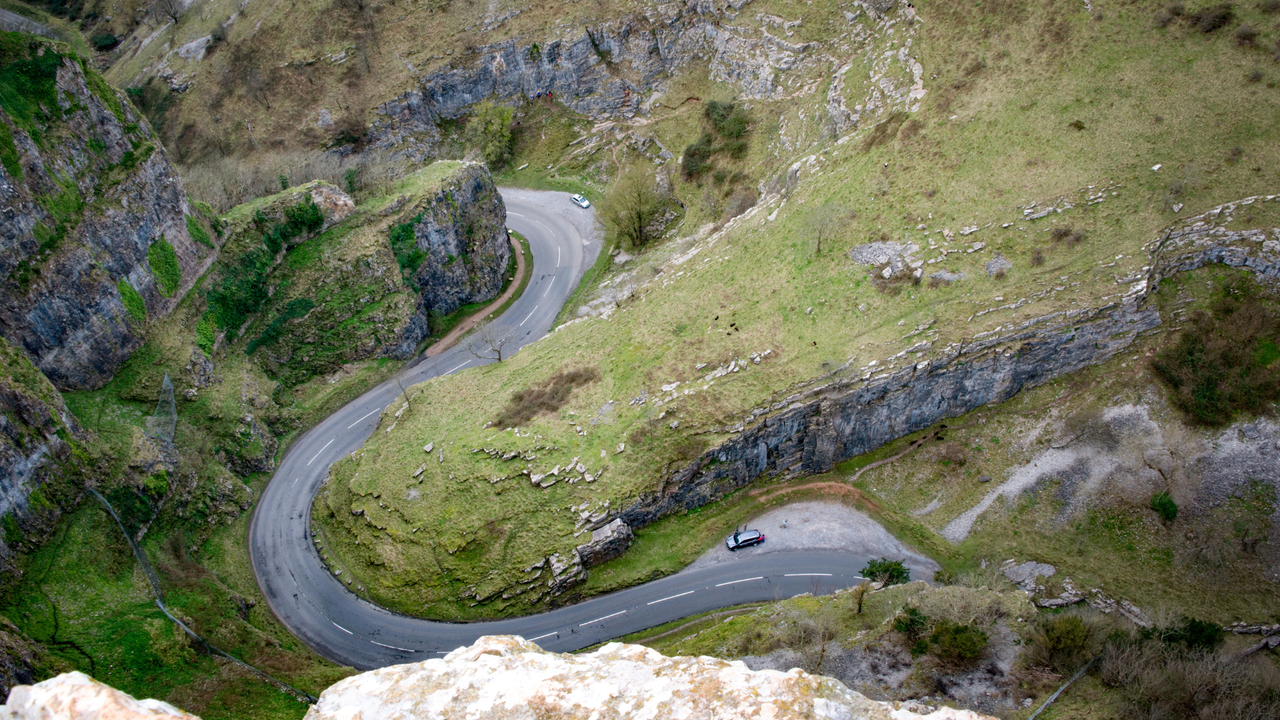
[984,253,1012,276]
[392,165,510,357]
[1002,561,1055,592]
[575,518,633,567]
[614,208,1280,535]
[0,40,212,391]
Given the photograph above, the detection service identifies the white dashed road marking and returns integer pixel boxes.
[519,307,538,326]
[715,577,764,587]
[371,641,415,652]
[445,360,470,374]
[332,622,353,635]
[580,610,626,627]
[347,407,382,428]
[648,591,694,605]
[529,632,558,642]
[784,573,833,577]
[307,439,335,466]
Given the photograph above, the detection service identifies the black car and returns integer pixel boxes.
[725,529,765,551]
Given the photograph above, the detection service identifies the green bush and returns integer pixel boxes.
[389,214,426,279]
[862,557,911,586]
[681,133,716,179]
[343,167,360,194]
[893,607,929,638]
[1150,491,1178,522]
[147,236,181,296]
[205,249,272,337]
[0,35,64,133]
[1152,280,1280,425]
[1147,616,1224,651]
[929,621,989,664]
[195,312,216,354]
[1026,613,1100,672]
[117,278,145,322]
[0,120,21,180]
[90,34,119,51]
[186,215,213,248]
[464,100,515,168]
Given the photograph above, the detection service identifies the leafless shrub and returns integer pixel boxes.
[1031,247,1045,266]
[1262,0,1280,12]
[1021,609,1110,674]
[1235,23,1259,45]
[993,267,1007,280]
[181,151,403,213]
[1050,225,1087,245]
[494,367,601,429]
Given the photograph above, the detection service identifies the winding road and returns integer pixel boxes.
[249,190,873,670]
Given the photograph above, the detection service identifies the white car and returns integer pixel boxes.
[570,194,591,209]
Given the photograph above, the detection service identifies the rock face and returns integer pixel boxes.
[0,671,195,719]
[400,163,509,320]
[0,337,79,579]
[0,34,213,391]
[303,635,993,720]
[575,518,633,567]
[369,0,923,161]
[616,197,1280,533]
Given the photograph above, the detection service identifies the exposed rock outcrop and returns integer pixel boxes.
[0,34,214,391]
[0,671,195,719]
[575,518,633,568]
[303,635,993,720]
[397,163,509,323]
[0,337,79,579]
[616,197,1280,534]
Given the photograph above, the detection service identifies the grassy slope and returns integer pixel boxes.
[313,0,1280,620]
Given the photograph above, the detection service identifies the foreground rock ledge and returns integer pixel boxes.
[0,638,994,719]
[305,636,990,720]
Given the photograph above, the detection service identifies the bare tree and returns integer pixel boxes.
[468,323,514,362]
[602,168,669,250]
[153,0,186,24]
[808,203,850,256]
[782,608,840,674]
[395,377,414,409]
[850,580,872,615]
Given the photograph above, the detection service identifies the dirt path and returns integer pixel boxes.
[422,234,526,359]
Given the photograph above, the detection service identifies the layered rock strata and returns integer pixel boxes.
[0,34,212,390]
[614,197,1280,535]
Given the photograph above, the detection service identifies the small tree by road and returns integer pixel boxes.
[602,169,669,250]
[468,322,514,362]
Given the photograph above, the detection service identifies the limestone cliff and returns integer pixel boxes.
[0,32,214,391]
[0,336,79,579]
[396,163,510,322]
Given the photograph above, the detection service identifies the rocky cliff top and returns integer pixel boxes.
[0,637,994,719]
[303,635,992,720]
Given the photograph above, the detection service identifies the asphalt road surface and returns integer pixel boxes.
[250,190,871,670]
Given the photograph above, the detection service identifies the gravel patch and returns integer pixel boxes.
[688,501,939,581]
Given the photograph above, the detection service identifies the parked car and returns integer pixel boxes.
[725,529,765,551]
[571,193,591,208]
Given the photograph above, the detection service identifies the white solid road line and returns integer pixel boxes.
[536,220,552,235]
[519,307,538,326]
[529,631,558,642]
[508,212,525,217]
[307,438,335,466]
[715,577,764,587]
[332,622,353,635]
[371,641,416,652]
[784,573,833,577]
[647,590,695,605]
[347,406,382,429]
[542,276,555,297]
[445,360,470,374]
[557,246,561,265]
[580,610,626,627]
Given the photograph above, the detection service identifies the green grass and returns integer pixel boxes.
[117,279,145,321]
[147,236,182,296]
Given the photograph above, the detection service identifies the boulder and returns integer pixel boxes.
[303,635,994,720]
[0,671,195,719]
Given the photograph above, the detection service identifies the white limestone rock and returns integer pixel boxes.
[303,636,994,720]
[0,671,196,719]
